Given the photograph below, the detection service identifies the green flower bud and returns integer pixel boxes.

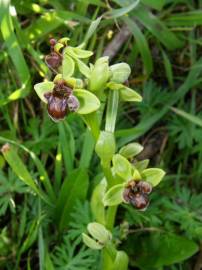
[82,233,103,250]
[109,63,131,83]
[95,131,116,164]
[89,57,110,92]
[87,222,112,244]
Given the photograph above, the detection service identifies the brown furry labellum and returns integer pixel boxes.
[44,81,80,122]
[44,92,68,122]
[123,180,152,210]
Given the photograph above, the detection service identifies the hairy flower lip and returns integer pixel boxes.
[123,179,151,210]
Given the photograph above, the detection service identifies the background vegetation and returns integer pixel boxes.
[0,0,202,269]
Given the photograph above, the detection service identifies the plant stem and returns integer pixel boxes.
[106,206,118,231]
[102,90,120,268]
[105,90,119,133]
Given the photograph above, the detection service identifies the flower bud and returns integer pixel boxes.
[45,52,62,69]
[82,233,103,250]
[87,222,112,244]
[49,38,57,47]
[109,63,131,83]
[89,57,110,92]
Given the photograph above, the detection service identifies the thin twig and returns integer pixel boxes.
[103,25,131,60]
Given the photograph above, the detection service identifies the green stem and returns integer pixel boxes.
[105,90,119,133]
[102,90,119,269]
[106,206,118,231]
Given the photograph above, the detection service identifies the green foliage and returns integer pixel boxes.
[51,235,98,269]
[127,232,198,269]
[0,170,28,215]
[55,168,89,231]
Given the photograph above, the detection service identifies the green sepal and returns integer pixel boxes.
[65,46,93,59]
[82,233,103,250]
[103,184,124,206]
[119,143,143,159]
[112,154,133,181]
[76,58,91,78]
[120,87,142,102]
[73,89,100,114]
[107,82,142,102]
[142,168,165,186]
[62,54,75,79]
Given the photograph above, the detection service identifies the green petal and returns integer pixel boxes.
[34,81,54,103]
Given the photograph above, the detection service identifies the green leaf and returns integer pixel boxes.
[79,130,95,169]
[133,5,183,50]
[123,17,153,76]
[58,122,75,174]
[142,168,165,186]
[113,251,129,270]
[0,144,49,204]
[109,63,131,83]
[62,54,75,79]
[91,178,107,224]
[166,11,202,27]
[34,82,54,103]
[0,1,31,99]
[55,168,89,231]
[73,89,100,114]
[24,11,89,42]
[103,184,124,206]
[162,50,174,89]
[84,16,102,43]
[113,154,133,181]
[95,131,116,163]
[1,144,37,191]
[131,232,198,268]
[105,0,140,19]
[120,87,142,102]
[82,233,103,250]
[119,143,143,159]
[171,107,202,128]
[141,0,165,10]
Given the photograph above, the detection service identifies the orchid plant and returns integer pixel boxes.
[33,35,165,270]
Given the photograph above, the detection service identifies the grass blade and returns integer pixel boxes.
[171,107,202,128]
[123,17,153,76]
